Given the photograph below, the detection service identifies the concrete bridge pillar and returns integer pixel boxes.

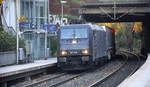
[141,15,150,55]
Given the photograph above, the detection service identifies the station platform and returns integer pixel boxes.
[118,54,150,87]
[0,58,57,82]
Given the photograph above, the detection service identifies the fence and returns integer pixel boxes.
[0,51,16,66]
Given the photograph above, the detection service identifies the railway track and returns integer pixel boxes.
[88,52,128,87]
[47,58,124,87]
[16,68,90,87]
[88,51,144,87]
[50,55,123,87]
[15,73,66,87]
[16,56,123,87]
[15,51,144,87]
[56,53,127,87]
[48,73,86,87]
[56,51,144,87]
[121,51,142,77]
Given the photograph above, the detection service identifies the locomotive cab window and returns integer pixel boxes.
[60,28,88,39]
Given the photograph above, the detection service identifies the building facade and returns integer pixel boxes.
[20,0,49,30]
[2,0,50,61]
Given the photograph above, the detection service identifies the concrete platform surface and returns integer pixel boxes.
[118,54,150,87]
[0,58,57,77]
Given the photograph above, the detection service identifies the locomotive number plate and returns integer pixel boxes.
[70,51,78,54]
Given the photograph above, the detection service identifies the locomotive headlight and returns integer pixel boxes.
[72,40,77,44]
[82,49,89,55]
[61,50,67,55]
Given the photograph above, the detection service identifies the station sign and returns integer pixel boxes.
[43,24,58,31]
[19,22,37,30]
[19,22,30,30]
[19,22,58,31]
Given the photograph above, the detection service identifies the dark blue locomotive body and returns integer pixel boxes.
[57,24,115,70]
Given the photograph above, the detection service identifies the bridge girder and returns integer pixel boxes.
[82,14,147,23]
[80,2,150,22]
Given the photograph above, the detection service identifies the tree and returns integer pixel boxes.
[0,31,25,52]
[97,22,142,51]
[133,22,142,32]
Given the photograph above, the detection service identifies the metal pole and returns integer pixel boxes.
[29,0,31,27]
[9,0,11,26]
[29,0,31,30]
[33,0,37,29]
[47,0,50,57]
[37,1,39,29]
[60,0,67,25]
[113,1,116,20]
[47,0,49,23]
[44,0,48,58]
[15,0,19,64]
[61,0,63,25]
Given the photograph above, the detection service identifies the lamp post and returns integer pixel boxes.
[60,0,67,25]
[14,0,19,64]
[44,0,49,58]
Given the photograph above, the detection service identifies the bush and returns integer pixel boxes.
[50,36,57,57]
[0,31,25,52]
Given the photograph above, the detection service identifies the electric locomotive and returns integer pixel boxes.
[57,24,115,70]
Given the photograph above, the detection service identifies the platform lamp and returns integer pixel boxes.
[60,0,67,25]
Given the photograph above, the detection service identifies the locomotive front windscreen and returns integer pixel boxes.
[60,28,88,39]
[59,27,89,50]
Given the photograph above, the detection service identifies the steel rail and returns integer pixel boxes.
[46,53,128,87]
[88,52,129,87]
[48,73,86,87]
[88,51,142,87]
[18,51,143,87]
[20,73,66,87]
[120,50,142,77]
[23,70,90,87]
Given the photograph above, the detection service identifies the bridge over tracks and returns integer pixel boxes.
[79,1,150,55]
[79,1,150,22]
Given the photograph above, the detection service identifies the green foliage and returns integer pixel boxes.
[50,36,58,57]
[19,38,25,49]
[64,14,78,19]
[97,0,146,1]
[0,31,25,52]
[70,0,79,4]
[64,4,69,8]
[115,23,141,52]
[0,27,3,31]
[133,32,141,52]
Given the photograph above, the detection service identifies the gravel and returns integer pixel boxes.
[93,54,145,87]
[57,58,124,87]
[15,54,145,87]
